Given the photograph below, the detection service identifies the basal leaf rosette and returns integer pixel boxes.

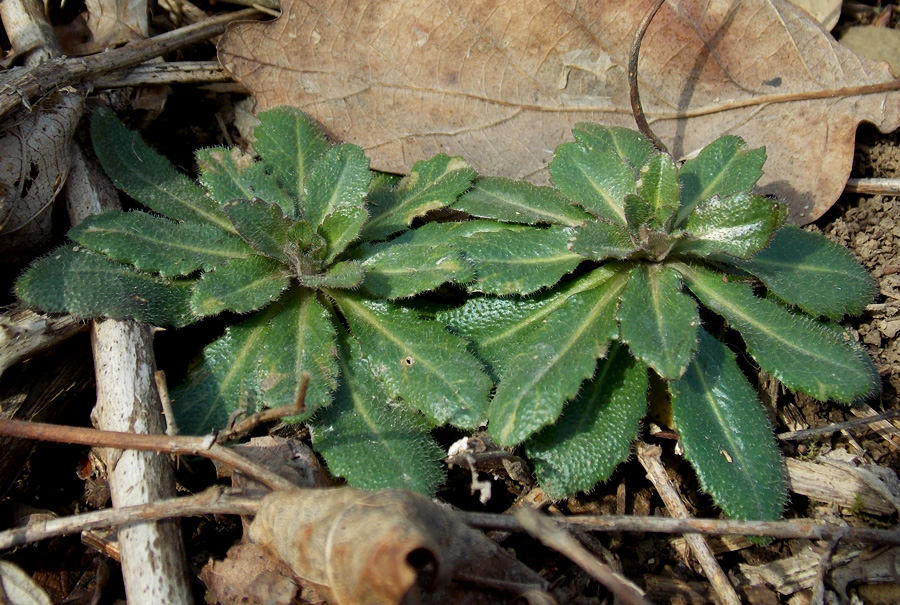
[441,124,879,520]
[15,107,492,496]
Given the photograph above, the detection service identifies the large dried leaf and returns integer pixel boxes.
[219,0,900,223]
[247,487,550,605]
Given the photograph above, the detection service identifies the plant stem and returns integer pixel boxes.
[628,0,668,153]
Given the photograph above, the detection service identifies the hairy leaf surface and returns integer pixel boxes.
[190,256,290,316]
[549,144,634,224]
[257,288,338,414]
[90,109,233,232]
[726,225,877,320]
[637,153,680,229]
[361,154,476,241]
[332,291,491,428]
[319,206,369,263]
[172,306,277,434]
[676,136,766,225]
[311,329,445,495]
[299,260,365,290]
[572,123,656,176]
[618,264,698,380]
[69,211,252,277]
[16,246,194,327]
[455,177,590,226]
[196,147,295,217]
[252,107,330,206]
[567,219,637,261]
[222,198,293,262]
[676,262,879,402]
[674,192,784,259]
[303,144,371,230]
[463,226,583,295]
[488,270,627,446]
[526,344,648,498]
[361,242,474,299]
[670,328,786,520]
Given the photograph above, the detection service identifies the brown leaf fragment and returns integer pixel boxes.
[219,0,900,224]
[216,436,331,497]
[248,487,551,605]
[200,542,300,605]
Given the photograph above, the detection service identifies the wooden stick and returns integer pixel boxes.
[516,507,651,605]
[636,442,741,605]
[0,488,259,551]
[777,408,900,441]
[845,178,900,196]
[0,419,299,492]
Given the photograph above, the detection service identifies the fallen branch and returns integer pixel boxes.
[845,177,900,196]
[0,419,299,492]
[777,408,900,442]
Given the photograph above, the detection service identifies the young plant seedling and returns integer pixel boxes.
[16,107,494,495]
[436,124,879,521]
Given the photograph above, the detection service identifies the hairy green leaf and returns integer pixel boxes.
[287,220,326,257]
[90,109,233,232]
[464,226,583,295]
[16,246,194,327]
[69,211,252,277]
[303,144,371,229]
[676,136,766,226]
[674,192,784,259]
[310,329,445,495]
[319,206,369,263]
[439,267,618,375]
[623,194,652,232]
[190,256,290,316]
[172,306,277,434]
[676,262,880,403]
[550,143,635,225]
[299,260,365,290]
[361,154,476,241]
[567,219,637,261]
[618,264,699,380]
[726,226,877,320]
[455,177,590,226]
[572,123,656,175]
[526,343,648,499]
[222,198,292,262]
[488,270,628,446]
[670,328,786,520]
[257,288,337,414]
[332,291,491,428]
[638,153,680,229]
[196,147,295,217]
[253,107,330,206]
[361,242,474,299]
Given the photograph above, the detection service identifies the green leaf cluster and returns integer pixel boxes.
[16,107,493,495]
[441,125,879,520]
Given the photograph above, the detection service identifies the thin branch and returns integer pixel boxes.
[516,507,651,605]
[216,373,310,442]
[777,408,900,441]
[628,0,668,152]
[93,61,234,89]
[0,419,299,492]
[0,8,262,121]
[0,488,259,551]
[845,178,900,196]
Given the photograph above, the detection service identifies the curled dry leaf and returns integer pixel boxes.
[247,487,550,605]
[0,91,83,259]
[219,0,900,224]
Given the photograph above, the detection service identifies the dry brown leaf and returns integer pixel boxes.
[200,542,300,605]
[0,91,83,260]
[248,487,550,605]
[219,0,900,224]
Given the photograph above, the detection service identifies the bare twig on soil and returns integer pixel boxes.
[215,373,310,442]
[628,0,668,153]
[0,488,259,551]
[516,507,651,605]
[0,419,299,492]
[93,61,234,88]
[0,8,262,121]
[459,512,900,546]
[777,408,900,441]
[810,528,849,605]
[636,442,742,605]
[845,177,900,196]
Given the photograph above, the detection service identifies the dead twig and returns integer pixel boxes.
[628,0,668,153]
[810,528,849,605]
[0,419,299,492]
[636,442,741,605]
[0,8,262,121]
[516,507,651,605]
[215,373,310,442]
[0,488,259,551]
[845,177,900,196]
[777,408,900,441]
